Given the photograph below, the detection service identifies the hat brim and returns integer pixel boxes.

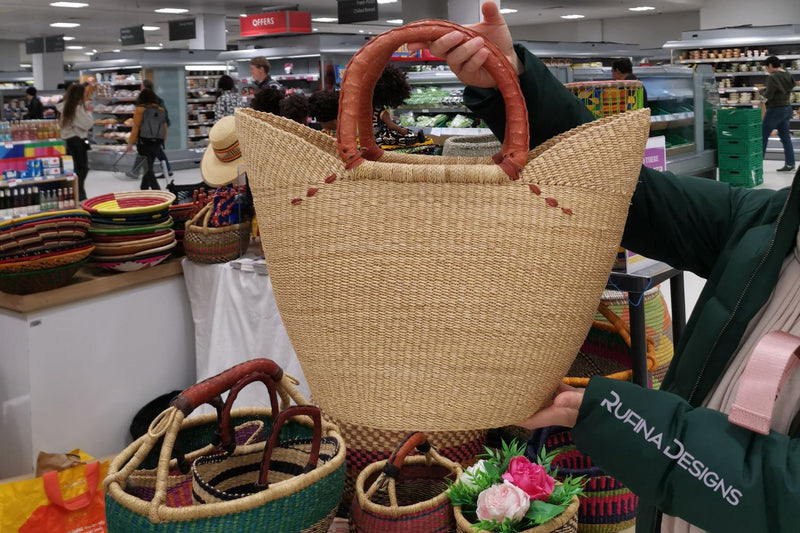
[200,145,242,188]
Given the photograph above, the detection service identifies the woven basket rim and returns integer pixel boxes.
[454,494,579,533]
[105,405,346,523]
[82,191,176,215]
[87,218,174,236]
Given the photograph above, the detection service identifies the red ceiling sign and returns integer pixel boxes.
[239,11,312,37]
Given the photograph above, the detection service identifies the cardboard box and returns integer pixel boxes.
[43,167,61,177]
[39,157,61,167]
[61,155,74,174]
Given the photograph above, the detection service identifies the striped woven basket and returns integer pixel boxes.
[349,432,462,533]
[527,426,636,533]
[183,203,251,264]
[238,19,651,432]
[454,494,580,533]
[104,359,346,533]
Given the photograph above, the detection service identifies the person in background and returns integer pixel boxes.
[127,88,167,191]
[250,87,284,115]
[57,84,93,201]
[373,64,413,138]
[23,87,44,120]
[611,57,649,107]
[411,2,800,532]
[761,56,796,172]
[126,79,173,179]
[278,92,310,125]
[309,90,339,135]
[250,57,283,92]
[214,74,243,120]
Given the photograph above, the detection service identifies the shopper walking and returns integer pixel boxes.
[413,3,800,532]
[57,84,93,201]
[761,56,796,172]
[127,88,167,190]
[127,80,172,179]
[23,87,44,120]
[611,57,649,107]
[213,74,243,121]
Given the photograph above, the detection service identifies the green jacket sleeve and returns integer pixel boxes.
[572,377,800,532]
[465,44,783,279]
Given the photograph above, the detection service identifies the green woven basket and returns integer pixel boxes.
[104,360,346,533]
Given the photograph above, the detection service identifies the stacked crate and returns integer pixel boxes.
[717,108,763,188]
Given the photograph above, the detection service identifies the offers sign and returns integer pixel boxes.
[240,11,312,37]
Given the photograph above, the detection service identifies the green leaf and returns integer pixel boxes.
[525,500,567,525]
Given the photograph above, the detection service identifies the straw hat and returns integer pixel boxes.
[201,116,243,187]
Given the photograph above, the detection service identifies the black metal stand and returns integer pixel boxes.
[607,263,686,387]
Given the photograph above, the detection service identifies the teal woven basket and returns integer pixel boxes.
[103,360,346,533]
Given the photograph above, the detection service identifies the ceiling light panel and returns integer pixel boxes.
[142,26,160,31]
[561,14,585,19]
[629,6,656,11]
[499,9,518,14]
[50,22,81,27]
[155,8,188,14]
[49,2,88,7]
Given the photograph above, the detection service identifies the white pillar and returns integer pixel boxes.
[32,52,64,91]
[188,14,226,51]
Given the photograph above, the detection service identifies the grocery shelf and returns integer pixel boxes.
[398,106,468,113]
[718,87,760,92]
[678,55,800,64]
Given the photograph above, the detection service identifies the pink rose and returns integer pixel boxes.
[476,481,530,523]
[501,456,555,501]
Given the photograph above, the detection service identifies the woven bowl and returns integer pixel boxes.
[0,243,95,274]
[0,258,89,295]
[89,240,176,263]
[82,191,176,215]
[0,209,91,231]
[92,230,176,257]
[90,228,173,244]
[91,251,172,272]
[87,218,173,237]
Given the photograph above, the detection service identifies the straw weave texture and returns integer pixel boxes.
[238,106,650,431]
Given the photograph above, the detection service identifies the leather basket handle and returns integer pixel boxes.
[170,359,284,416]
[729,330,800,435]
[257,405,323,488]
[337,19,529,180]
[218,370,281,453]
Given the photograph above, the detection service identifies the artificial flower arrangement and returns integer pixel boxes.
[448,439,584,533]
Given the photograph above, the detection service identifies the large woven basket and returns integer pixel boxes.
[104,359,346,533]
[183,203,251,264]
[238,20,650,431]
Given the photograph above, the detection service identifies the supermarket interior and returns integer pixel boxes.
[1,2,800,533]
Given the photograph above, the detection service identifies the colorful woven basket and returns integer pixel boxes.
[582,287,674,388]
[564,80,644,119]
[81,191,176,215]
[183,203,251,264]
[87,219,174,236]
[0,242,94,274]
[238,20,650,432]
[104,359,346,533]
[527,427,636,533]
[349,432,462,533]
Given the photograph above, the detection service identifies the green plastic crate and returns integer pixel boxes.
[719,167,763,188]
[718,107,762,125]
[718,150,763,170]
[719,122,762,141]
[718,137,762,155]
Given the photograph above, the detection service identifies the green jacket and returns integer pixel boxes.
[763,70,795,108]
[465,46,800,532]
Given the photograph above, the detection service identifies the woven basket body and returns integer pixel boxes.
[527,428,636,533]
[238,20,650,432]
[454,495,579,533]
[584,288,674,387]
[349,433,462,533]
[442,133,502,158]
[183,203,251,264]
[104,361,346,533]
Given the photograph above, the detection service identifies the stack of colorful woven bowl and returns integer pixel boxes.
[167,202,196,253]
[0,209,94,294]
[83,191,177,272]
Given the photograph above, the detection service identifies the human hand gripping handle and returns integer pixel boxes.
[337,16,529,180]
[406,1,523,88]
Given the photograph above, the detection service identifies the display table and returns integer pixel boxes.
[181,251,310,411]
[0,259,196,478]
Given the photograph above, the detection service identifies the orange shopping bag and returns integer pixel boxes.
[0,453,108,533]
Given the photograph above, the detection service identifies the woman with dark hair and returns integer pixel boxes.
[309,90,339,134]
[127,88,168,190]
[373,64,413,137]
[279,92,310,125]
[57,83,93,201]
[250,86,284,115]
[214,74,243,121]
